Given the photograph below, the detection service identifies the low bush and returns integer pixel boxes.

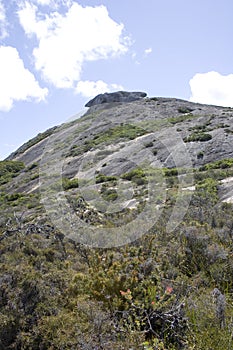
[199,158,233,171]
[121,167,147,184]
[168,113,197,124]
[62,177,79,190]
[0,160,25,185]
[95,174,117,184]
[100,187,118,201]
[68,124,147,157]
[177,106,194,114]
[184,132,212,142]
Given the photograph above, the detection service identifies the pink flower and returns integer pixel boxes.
[120,289,132,300]
[120,289,131,296]
[165,286,173,294]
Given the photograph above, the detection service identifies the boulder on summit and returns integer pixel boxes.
[85,91,147,107]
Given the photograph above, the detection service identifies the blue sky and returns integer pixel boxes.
[0,0,233,159]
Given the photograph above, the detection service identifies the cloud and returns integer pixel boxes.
[0,46,48,111]
[0,0,8,39]
[75,80,124,98]
[17,1,130,89]
[189,71,233,107]
[34,0,53,5]
[144,47,152,56]
[32,0,71,7]
[30,0,71,8]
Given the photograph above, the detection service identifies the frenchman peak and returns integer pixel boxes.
[1,91,233,348]
[6,91,233,199]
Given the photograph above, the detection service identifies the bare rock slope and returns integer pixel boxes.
[4,93,233,204]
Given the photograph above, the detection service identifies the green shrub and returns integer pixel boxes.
[163,168,178,177]
[62,177,79,190]
[189,124,207,132]
[196,178,218,198]
[190,178,219,223]
[30,173,39,180]
[121,168,148,186]
[95,174,117,184]
[26,162,38,171]
[224,128,233,134]
[0,160,25,184]
[144,141,154,148]
[121,168,146,181]
[197,151,204,159]
[101,188,118,201]
[186,291,233,349]
[6,193,24,202]
[68,124,147,157]
[0,160,25,176]
[168,113,197,124]
[177,106,193,114]
[184,132,212,142]
[199,158,233,171]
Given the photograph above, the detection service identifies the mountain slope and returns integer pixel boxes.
[1,93,233,349]
[2,95,233,227]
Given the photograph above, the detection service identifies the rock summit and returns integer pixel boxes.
[85,91,147,107]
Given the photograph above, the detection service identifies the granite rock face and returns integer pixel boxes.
[6,96,233,203]
[85,91,147,107]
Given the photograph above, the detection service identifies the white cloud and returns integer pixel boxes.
[34,0,71,6]
[75,80,123,98]
[0,0,7,39]
[131,52,140,65]
[17,2,130,89]
[34,0,53,5]
[30,0,71,8]
[0,0,5,22]
[189,71,233,107]
[144,47,152,56]
[0,46,48,111]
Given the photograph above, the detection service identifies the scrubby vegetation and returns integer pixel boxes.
[199,158,233,171]
[177,107,194,114]
[168,113,197,125]
[1,94,233,350]
[121,167,147,185]
[1,155,233,349]
[68,124,147,157]
[62,177,79,190]
[184,132,212,142]
[95,173,118,184]
[0,160,25,185]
